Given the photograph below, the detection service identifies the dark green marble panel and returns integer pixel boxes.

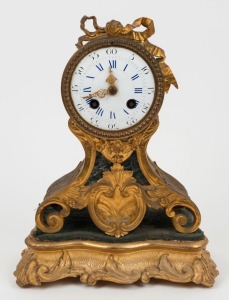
[85,151,149,186]
[35,207,205,243]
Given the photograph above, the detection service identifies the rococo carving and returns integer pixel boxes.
[15,16,218,288]
[35,16,201,237]
[87,163,146,237]
[14,237,218,287]
[35,117,201,235]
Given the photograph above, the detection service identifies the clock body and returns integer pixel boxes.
[61,37,164,139]
[39,17,199,238]
[14,16,218,289]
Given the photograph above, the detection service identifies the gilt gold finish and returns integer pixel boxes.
[106,68,117,87]
[15,233,218,287]
[77,16,178,93]
[94,117,159,163]
[15,16,218,288]
[35,118,201,235]
[83,68,118,99]
[87,163,146,238]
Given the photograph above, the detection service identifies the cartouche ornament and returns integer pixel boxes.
[14,16,218,287]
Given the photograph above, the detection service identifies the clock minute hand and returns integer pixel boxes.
[106,68,117,86]
[106,68,118,96]
[83,88,109,99]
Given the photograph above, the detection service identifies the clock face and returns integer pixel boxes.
[70,47,155,131]
[62,37,164,138]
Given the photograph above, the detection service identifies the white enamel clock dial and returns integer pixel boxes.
[70,47,155,131]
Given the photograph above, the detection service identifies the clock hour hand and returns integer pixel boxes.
[83,88,109,99]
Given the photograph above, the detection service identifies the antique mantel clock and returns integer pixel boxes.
[15,16,218,287]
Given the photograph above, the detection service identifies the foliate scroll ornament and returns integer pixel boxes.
[15,249,84,287]
[77,16,178,93]
[87,163,146,238]
[94,118,159,163]
[145,180,201,233]
[35,182,89,233]
[14,249,40,286]
[141,251,218,287]
[192,250,219,287]
[14,238,218,287]
[35,199,71,234]
[94,138,137,163]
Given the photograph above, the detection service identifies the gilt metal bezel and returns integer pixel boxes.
[61,36,164,139]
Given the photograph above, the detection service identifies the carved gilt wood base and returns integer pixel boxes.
[14,232,218,287]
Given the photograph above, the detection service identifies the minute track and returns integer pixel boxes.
[62,35,164,139]
[70,46,156,132]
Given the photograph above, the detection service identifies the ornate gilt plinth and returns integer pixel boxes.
[15,232,218,287]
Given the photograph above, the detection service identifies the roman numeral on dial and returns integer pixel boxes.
[110,111,116,119]
[96,63,104,71]
[131,74,139,81]
[85,97,92,104]
[134,88,142,93]
[96,107,104,116]
[83,87,91,93]
[109,60,117,68]
[123,64,128,71]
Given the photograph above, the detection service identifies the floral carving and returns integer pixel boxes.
[94,121,159,163]
[95,138,135,163]
[106,20,124,36]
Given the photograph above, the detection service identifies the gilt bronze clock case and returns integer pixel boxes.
[14,16,218,287]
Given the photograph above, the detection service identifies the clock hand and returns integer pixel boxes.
[83,88,109,99]
[83,68,118,99]
[106,68,118,96]
[83,84,118,100]
[106,68,117,86]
